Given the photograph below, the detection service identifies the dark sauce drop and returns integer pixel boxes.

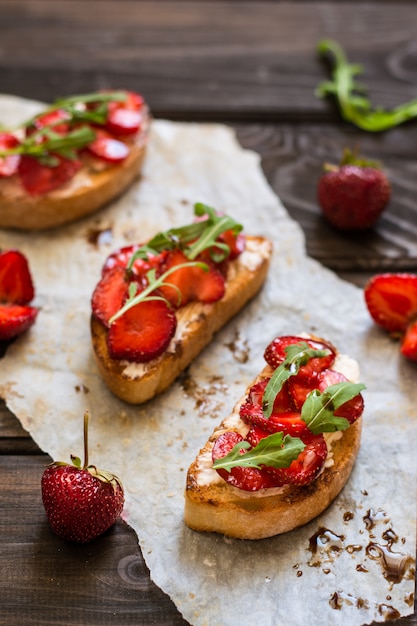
[87,227,113,246]
[308,527,344,566]
[363,508,390,531]
[366,542,414,584]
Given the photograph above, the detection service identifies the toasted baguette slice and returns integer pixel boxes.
[91,235,272,404]
[0,115,149,231]
[185,361,362,540]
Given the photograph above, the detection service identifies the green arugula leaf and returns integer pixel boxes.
[262,342,330,418]
[127,203,243,270]
[212,432,305,472]
[316,39,417,132]
[0,91,127,161]
[301,381,366,434]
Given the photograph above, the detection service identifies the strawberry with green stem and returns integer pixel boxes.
[41,411,124,543]
[317,148,391,231]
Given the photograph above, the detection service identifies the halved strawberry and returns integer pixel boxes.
[264,335,336,373]
[18,153,81,196]
[91,266,129,327]
[107,299,177,362]
[212,431,275,492]
[400,320,417,362]
[0,304,38,340]
[364,273,417,333]
[158,249,225,308]
[265,431,327,487]
[87,129,130,163]
[0,132,20,177]
[0,249,35,304]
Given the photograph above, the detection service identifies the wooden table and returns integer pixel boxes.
[1,2,416,624]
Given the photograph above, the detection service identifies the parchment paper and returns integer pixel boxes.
[0,95,415,625]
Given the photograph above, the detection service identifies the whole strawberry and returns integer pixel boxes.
[41,412,124,542]
[317,149,391,230]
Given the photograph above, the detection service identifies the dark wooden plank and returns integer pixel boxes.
[0,454,415,626]
[235,122,417,272]
[1,2,417,120]
[0,455,187,626]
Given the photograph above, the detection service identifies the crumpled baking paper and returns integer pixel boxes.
[0,95,415,626]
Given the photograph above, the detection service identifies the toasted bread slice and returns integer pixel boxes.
[0,128,148,231]
[184,360,362,540]
[91,235,273,404]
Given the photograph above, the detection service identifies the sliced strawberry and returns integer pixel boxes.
[318,369,364,424]
[364,273,417,333]
[107,299,177,362]
[212,431,275,492]
[287,371,320,409]
[158,249,225,308]
[0,249,35,304]
[239,378,300,434]
[28,108,71,136]
[0,132,20,177]
[102,245,167,282]
[18,153,81,196]
[105,91,144,136]
[91,266,129,327]
[0,304,38,340]
[217,229,246,260]
[264,335,336,373]
[266,431,327,487]
[87,129,130,163]
[401,320,417,362]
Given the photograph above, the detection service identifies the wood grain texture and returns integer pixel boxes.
[1,2,417,119]
[0,455,188,626]
[234,123,417,271]
[0,1,416,624]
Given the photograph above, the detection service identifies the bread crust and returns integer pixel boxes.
[184,364,362,540]
[0,117,149,231]
[91,235,273,404]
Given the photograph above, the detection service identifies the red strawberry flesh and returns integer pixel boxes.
[18,153,82,196]
[0,249,35,304]
[212,431,275,491]
[364,273,417,333]
[107,299,177,362]
[158,249,225,308]
[0,304,38,340]
[91,265,130,327]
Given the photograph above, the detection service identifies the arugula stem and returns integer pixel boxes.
[317,38,417,132]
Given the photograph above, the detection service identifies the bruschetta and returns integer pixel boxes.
[90,203,273,404]
[184,334,365,539]
[0,90,149,230]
